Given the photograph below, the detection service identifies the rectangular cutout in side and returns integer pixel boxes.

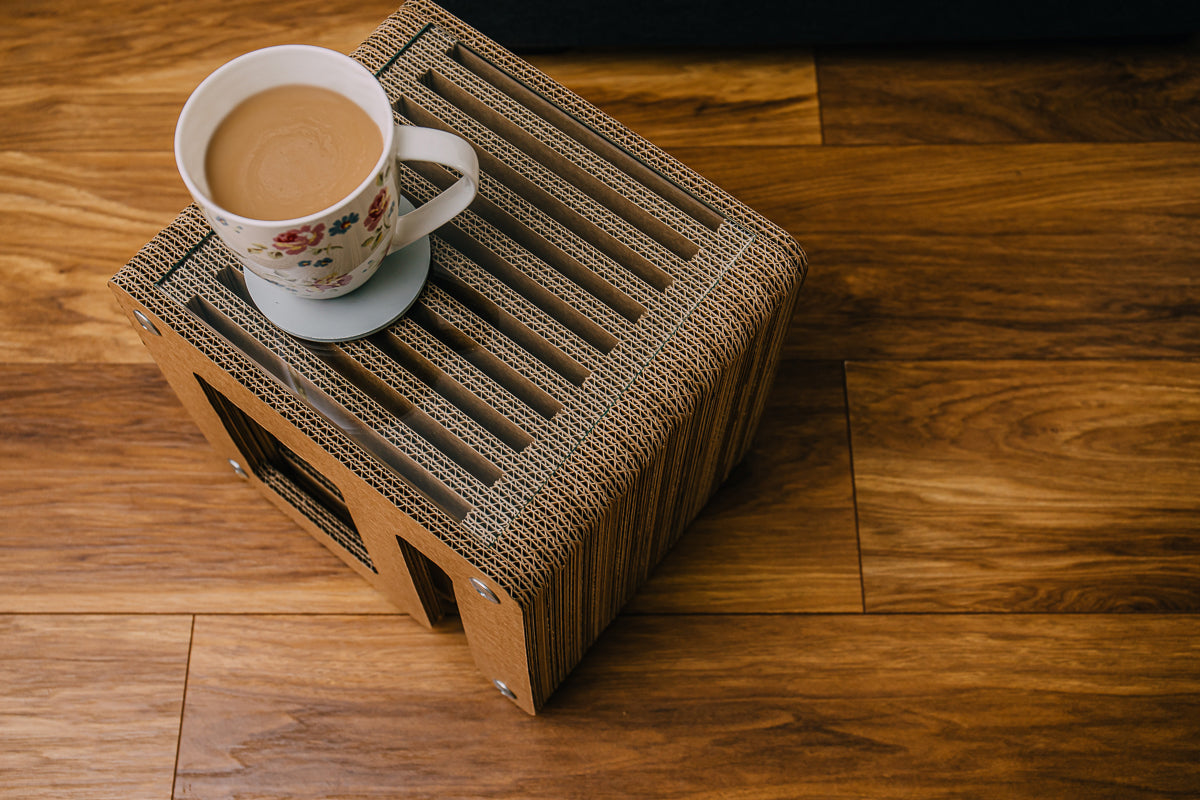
[195,374,376,572]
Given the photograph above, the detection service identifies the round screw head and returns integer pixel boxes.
[132,309,160,336]
[469,577,500,604]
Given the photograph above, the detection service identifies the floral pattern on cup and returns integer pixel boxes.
[273,224,325,254]
[360,189,397,252]
[364,187,390,232]
[259,259,372,296]
[200,159,404,298]
[312,272,356,291]
[329,213,358,236]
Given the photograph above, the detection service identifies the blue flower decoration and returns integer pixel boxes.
[330,213,359,236]
[298,257,333,268]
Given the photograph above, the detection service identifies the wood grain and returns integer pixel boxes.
[528,49,821,148]
[0,0,399,363]
[0,0,401,153]
[848,360,1200,612]
[0,51,813,365]
[175,613,1200,799]
[0,359,859,615]
[5,1,1200,794]
[670,142,1200,360]
[0,151,187,363]
[36,141,1196,367]
[628,359,862,614]
[0,363,397,613]
[0,614,192,800]
[818,42,1200,145]
[0,3,820,154]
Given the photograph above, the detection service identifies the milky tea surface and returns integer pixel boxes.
[205,84,382,220]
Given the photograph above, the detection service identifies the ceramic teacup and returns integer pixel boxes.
[175,44,478,299]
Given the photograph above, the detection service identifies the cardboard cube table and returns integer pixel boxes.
[109,0,805,713]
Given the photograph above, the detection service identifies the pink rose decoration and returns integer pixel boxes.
[364,188,390,232]
[273,224,325,255]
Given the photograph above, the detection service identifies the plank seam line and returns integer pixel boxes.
[842,360,867,613]
[170,614,195,800]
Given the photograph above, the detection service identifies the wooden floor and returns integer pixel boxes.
[2,2,1199,797]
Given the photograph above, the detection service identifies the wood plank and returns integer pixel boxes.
[670,142,1200,360]
[817,42,1200,145]
[0,361,848,616]
[848,360,1200,613]
[0,4,818,154]
[0,363,397,613]
[528,49,821,149]
[0,0,401,152]
[0,151,186,363]
[628,359,862,614]
[175,613,1200,799]
[28,141,1200,365]
[0,78,820,366]
[0,614,192,800]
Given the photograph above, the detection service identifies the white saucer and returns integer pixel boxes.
[242,205,431,343]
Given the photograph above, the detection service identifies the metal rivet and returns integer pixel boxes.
[132,309,160,336]
[469,577,499,604]
[493,679,516,700]
[228,459,248,479]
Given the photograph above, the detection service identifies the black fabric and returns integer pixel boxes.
[439,0,1200,49]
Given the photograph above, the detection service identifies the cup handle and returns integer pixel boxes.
[387,125,479,253]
